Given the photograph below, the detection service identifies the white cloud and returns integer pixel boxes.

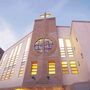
[0,17,17,50]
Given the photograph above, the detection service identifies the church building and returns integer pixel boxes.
[0,13,90,90]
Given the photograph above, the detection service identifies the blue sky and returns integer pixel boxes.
[0,0,90,50]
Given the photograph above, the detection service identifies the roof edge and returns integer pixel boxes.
[72,20,90,23]
[56,26,70,28]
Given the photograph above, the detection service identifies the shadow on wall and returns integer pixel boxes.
[71,82,90,90]
[0,48,4,60]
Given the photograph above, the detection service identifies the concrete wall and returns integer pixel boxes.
[57,26,81,85]
[57,24,89,85]
[57,26,70,38]
[71,21,90,81]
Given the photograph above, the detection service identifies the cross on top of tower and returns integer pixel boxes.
[40,12,52,19]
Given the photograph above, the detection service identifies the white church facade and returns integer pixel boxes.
[0,13,90,90]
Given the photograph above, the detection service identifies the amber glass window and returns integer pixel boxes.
[61,61,69,74]
[31,62,38,75]
[48,61,55,74]
[70,61,78,74]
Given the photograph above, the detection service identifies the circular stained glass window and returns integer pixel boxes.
[34,38,53,53]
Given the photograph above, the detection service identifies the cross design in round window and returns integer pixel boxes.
[34,38,53,53]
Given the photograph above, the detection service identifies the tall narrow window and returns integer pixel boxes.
[59,39,66,57]
[31,62,38,75]
[1,48,15,80]
[65,39,72,47]
[1,43,22,80]
[25,37,31,52]
[19,61,25,77]
[65,39,74,58]
[17,43,22,56]
[48,61,55,74]
[61,61,69,74]
[19,37,31,77]
[70,61,78,74]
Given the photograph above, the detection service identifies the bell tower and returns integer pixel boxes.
[23,13,63,87]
